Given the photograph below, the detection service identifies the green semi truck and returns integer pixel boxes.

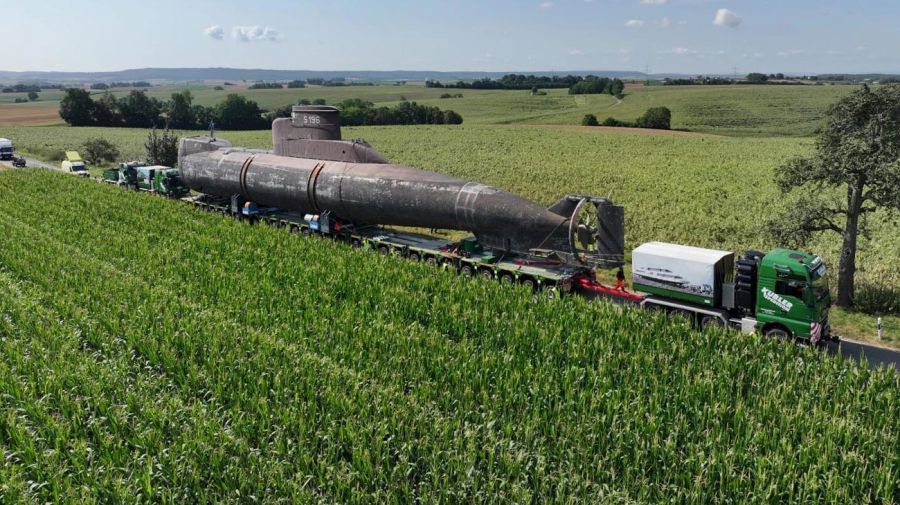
[630,242,831,344]
[102,163,189,198]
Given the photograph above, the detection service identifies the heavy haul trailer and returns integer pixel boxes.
[184,192,614,294]
[178,105,627,293]
[176,105,836,343]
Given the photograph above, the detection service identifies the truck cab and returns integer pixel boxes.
[0,138,13,160]
[754,249,831,343]
[61,151,90,177]
[135,166,190,197]
[631,242,834,345]
[102,162,143,188]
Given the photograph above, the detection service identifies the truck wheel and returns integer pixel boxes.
[479,269,494,280]
[764,327,791,341]
[301,227,311,236]
[460,264,474,277]
[499,273,515,285]
[700,316,725,331]
[351,238,362,248]
[668,309,693,326]
[520,277,537,292]
[425,256,438,267]
[409,252,421,262]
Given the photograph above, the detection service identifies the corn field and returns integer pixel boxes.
[0,170,897,503]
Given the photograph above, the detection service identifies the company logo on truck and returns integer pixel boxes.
[761,287,793,312]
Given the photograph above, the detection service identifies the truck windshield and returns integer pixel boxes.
[810,264,829,301]
[73,165,87,172]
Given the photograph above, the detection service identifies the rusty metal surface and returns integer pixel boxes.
[177,108,625,266]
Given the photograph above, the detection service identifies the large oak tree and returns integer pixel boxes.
[771,84,900,307]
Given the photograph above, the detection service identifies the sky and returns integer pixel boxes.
[3,0,899,75]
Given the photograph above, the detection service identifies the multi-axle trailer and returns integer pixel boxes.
[167,105,837,345]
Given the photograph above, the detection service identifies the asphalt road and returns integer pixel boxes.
[584,291,899,370]
[0,155,56,170]
[823,338,900,370]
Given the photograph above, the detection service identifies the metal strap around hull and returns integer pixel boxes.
[238,154,256,201]
[307,162,325,213]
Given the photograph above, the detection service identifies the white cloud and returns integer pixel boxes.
[659,47,696,55]
[569,49,585,56]
[204,25,224,40]
[641,0,669,4]
[624,19,645,28]
[539,1,554,8]
[232,25,282,42]
[777,48,815,57]
[659,17,671,28]
[713,8,742,28]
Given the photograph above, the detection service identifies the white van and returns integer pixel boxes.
[61,151,90,177]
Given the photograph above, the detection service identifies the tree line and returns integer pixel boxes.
[427,74,625,96]
[268,98,463,126]
[568,77,625,96]
[59,89,463,129]
[581,107,672,130]
[59,89,270,130]
[427,74,583,90]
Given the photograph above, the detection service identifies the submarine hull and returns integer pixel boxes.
[179,138,571,253]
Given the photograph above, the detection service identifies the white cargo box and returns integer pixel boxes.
[632,242,734,305]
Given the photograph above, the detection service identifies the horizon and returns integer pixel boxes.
[4,0,899,75]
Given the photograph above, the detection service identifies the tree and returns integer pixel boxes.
[145,128,179,167]
[216,94,266,130]
[93,91,121,126]
[443,110,463,125]
[770,84,900,307]
[81,138,120,165]
[59,88,96,126]
[168,90,196,129]
[636,107,671,130]
[27,91,38,101]
[746,72,769,84]
[118,90,162,128]
[581,114,599,126]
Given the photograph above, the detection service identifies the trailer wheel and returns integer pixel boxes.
[425,256,438,267]
[499,273,515,285]
[378,245,391,256]
[409,252,421,262]
[460,264,474,277]
[668,309,693,326]
[700,316,725,331]
[520,277,537,292]
[351,238,362,248]
[479,269,494,280]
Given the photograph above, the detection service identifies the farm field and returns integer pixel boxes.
[2,123,897,347]
[0,169,896,502]
[0,83,857,135]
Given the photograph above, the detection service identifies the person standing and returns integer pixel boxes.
[615,267,626,291]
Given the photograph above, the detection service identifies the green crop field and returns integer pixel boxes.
[2,123,897,346]
[0,82,858,135]
[0,170,896,502]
